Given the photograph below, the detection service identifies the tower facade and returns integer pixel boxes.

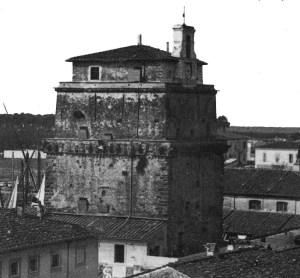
[43,23,227,256]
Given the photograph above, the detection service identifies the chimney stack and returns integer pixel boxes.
[138,34,142,45]
[166,42,170,53]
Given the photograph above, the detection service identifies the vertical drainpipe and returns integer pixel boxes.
[129,140,134,216]
[66,241,70,278]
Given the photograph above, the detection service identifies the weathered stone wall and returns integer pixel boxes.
[55,88,216,141]
[72,62,176,83]
[45,140,171,217]
[167,151,224,256]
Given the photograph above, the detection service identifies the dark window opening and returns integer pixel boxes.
[114,244,125,263]
[73,110,85,120]
[289,154,294,163]
[51,254,60,268]
[276,201,288,212]
[185,201,190,211]
[249,200,262,210]
[90,66,100,80]
[75,246,86,266]
[186,35,191,58]
[79,126,89,139]
[28,255,39,273]
[9,259,20,277]
[148,245,160,256]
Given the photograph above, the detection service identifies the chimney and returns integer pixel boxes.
[16,206,24,217]
[166,42,170,53]
[138,34,142,45]
[78,197,89,213]
[204,243,216,256]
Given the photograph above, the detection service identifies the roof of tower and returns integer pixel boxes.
[66,44,207,64]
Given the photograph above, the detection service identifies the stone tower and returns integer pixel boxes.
[43,23,227,257]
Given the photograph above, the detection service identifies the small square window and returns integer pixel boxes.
[90,67,100,80]
[263,153,267,162]
[114,244,125,263]
[75,246,86,266]
[249,200,262,210]
[51,253,61,269]
[277,201,288,212]
[9,259,20,277]
[28,255,39,273]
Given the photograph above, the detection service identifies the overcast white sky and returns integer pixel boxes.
[0,0,299,127]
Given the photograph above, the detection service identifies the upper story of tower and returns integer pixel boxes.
[66,24,206,85]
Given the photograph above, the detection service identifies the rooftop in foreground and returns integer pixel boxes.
[127,247,300,278]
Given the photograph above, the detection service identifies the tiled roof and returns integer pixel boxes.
[173,248,300,278]
[224,168,300,199]
[128,247,300,278]
[66,45,207,64]
[0,209,94,254]
[46,213,166,242]
[223,209,300,238]
[256,141,300,150]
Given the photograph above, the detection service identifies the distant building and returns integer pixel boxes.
[0,209,98,278]
[47,213,177,278]
[3,150,47,159]
[126,247,300,278]
[223,168,300,214]
[217,132,248,166]
[255,142,300,171]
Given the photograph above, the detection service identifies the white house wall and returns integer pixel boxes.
[98,241,177,278]
[255,148,298,170]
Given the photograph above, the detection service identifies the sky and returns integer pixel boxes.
[0,0,299,127]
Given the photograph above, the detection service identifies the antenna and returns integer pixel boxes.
[183,6,186,25]
[2,102,39,208]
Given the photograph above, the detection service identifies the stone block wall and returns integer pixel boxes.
[167,150,224,256]
[54,87,217,141]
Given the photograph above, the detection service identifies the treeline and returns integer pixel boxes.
[0,114,55,151]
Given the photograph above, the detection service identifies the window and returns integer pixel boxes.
[289,154,294,163]
[186,35,191,58]
[275,153,280,163]
[263,153,267,162]
[28,255,39,274]
[79,126,89,139]
[75,246,86,266]
[9,259,20,277]
[90,66,100,80]
[114,244,125,263]
[249,200,262,210]
[51,253,61,269]
[277,201,288,212]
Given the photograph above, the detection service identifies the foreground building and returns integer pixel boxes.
[43,22,227,257]
[47,213,177,277]
[0,209,98,278]
[223,209,300,250]
[127,247,300,278]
